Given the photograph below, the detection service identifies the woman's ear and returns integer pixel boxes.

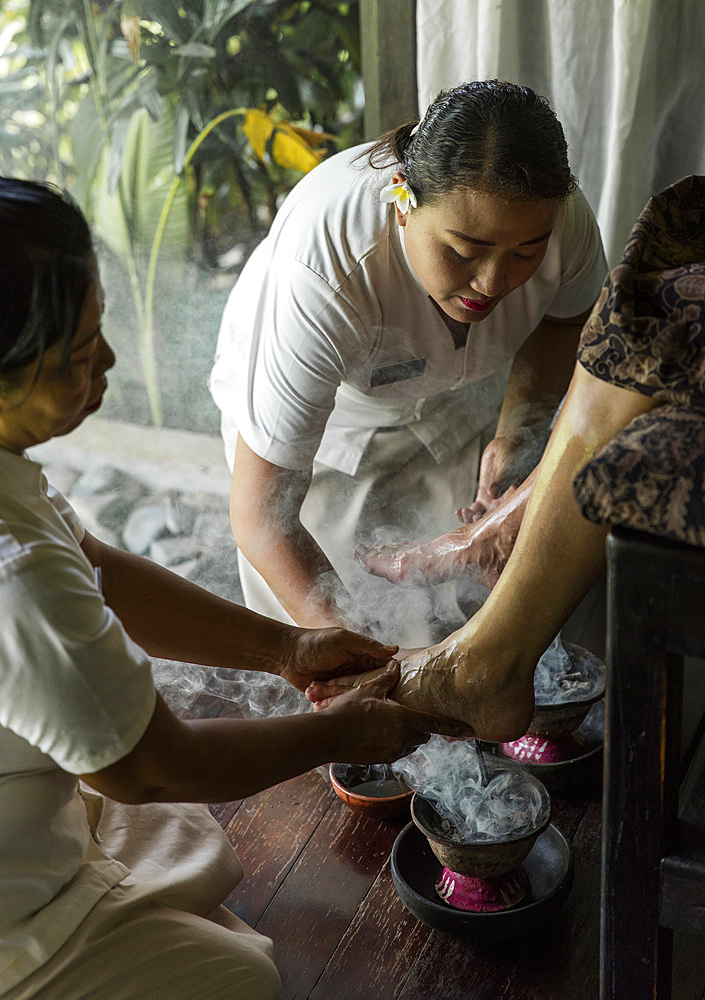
[395,203,409,227]
[391,172,411,226]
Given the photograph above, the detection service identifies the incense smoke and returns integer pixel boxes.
[533,635,605,705]
[153,659,310,716]
[393,735,548,842]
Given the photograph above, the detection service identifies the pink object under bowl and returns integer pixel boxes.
[435,865,531,912]
[500,730,589,765]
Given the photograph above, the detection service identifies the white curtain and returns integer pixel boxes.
[416,0,705,265]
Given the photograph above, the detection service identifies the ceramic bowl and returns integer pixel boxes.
[329,763,413,819]
[391,821,574,938]
[528,690,604,739]
[529,643,606,738]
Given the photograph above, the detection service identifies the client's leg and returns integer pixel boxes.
[308,365,657,742]
[355,477,532,588]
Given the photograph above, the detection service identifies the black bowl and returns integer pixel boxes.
[391,821,574,940]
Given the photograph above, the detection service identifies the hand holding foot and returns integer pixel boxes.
[355,474,532,589]
[306,631,536,744]
[278,626,399,692]
[322,660,473,760]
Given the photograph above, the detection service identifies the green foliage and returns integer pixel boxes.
[0,0,362,426]
[0,0,362,233]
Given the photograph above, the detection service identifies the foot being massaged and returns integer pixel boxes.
[354,472,531,591]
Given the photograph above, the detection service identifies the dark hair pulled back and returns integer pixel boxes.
[0,177,95,385]
[366,80,577,205]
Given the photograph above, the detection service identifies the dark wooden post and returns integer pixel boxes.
[602,529,682,998]
[359,0,418,139]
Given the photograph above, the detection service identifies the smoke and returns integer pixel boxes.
[533,635,605,705]
[578,698,605,743]
[317,374,563,648]
[153,659,310,716]
[393,735,548,842]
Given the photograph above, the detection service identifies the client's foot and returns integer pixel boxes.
[306,633,536,744]
[355,479,530,590]
[355,525,487,586]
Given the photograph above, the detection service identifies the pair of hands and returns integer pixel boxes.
[277,626,469,762]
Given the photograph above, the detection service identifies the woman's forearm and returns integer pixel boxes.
[82,695,344,804]
[230,434,350,628]
[235,514,349,628]
[81,531,296,671]
[82,672,463,805]
[497,314,585,437]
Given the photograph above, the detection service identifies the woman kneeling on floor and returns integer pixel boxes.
[0,179,464,1000]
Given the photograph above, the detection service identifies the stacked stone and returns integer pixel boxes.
[43,462,243,606]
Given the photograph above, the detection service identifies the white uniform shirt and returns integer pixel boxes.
[209,143,607,476]
[0,449,156,991]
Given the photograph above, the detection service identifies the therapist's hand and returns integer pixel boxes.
[322,662,472,762]
[277,626,399,692]
[457,435,518,523]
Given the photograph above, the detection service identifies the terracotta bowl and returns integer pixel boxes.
[410,778,551,879]
[329,763,413,820]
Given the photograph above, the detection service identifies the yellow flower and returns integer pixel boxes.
[380,179,417,214]
[242,109,332,174]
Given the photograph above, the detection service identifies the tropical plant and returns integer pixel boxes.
[0,0,362,425]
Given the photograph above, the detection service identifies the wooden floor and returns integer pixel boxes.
[190,693,705,1000]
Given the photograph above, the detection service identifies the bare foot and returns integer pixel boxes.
[355,526,487,586]
[355,478,531,589]
[306,633,536,744]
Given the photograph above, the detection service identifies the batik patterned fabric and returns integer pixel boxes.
[573,405,705,547]
[573,175,705,544]
[577,174,705,406]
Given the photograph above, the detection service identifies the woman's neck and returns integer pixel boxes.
[428,297,470,348]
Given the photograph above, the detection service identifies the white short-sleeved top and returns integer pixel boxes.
[0,448,156,990]
[209,143,607,476]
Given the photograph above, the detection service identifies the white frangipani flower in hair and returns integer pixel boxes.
[379,179,417,214]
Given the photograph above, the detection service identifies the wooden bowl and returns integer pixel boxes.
[329,763,413,819]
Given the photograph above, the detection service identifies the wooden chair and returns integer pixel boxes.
[602,526,705,998]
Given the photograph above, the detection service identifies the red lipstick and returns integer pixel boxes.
[460,296,492,312]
